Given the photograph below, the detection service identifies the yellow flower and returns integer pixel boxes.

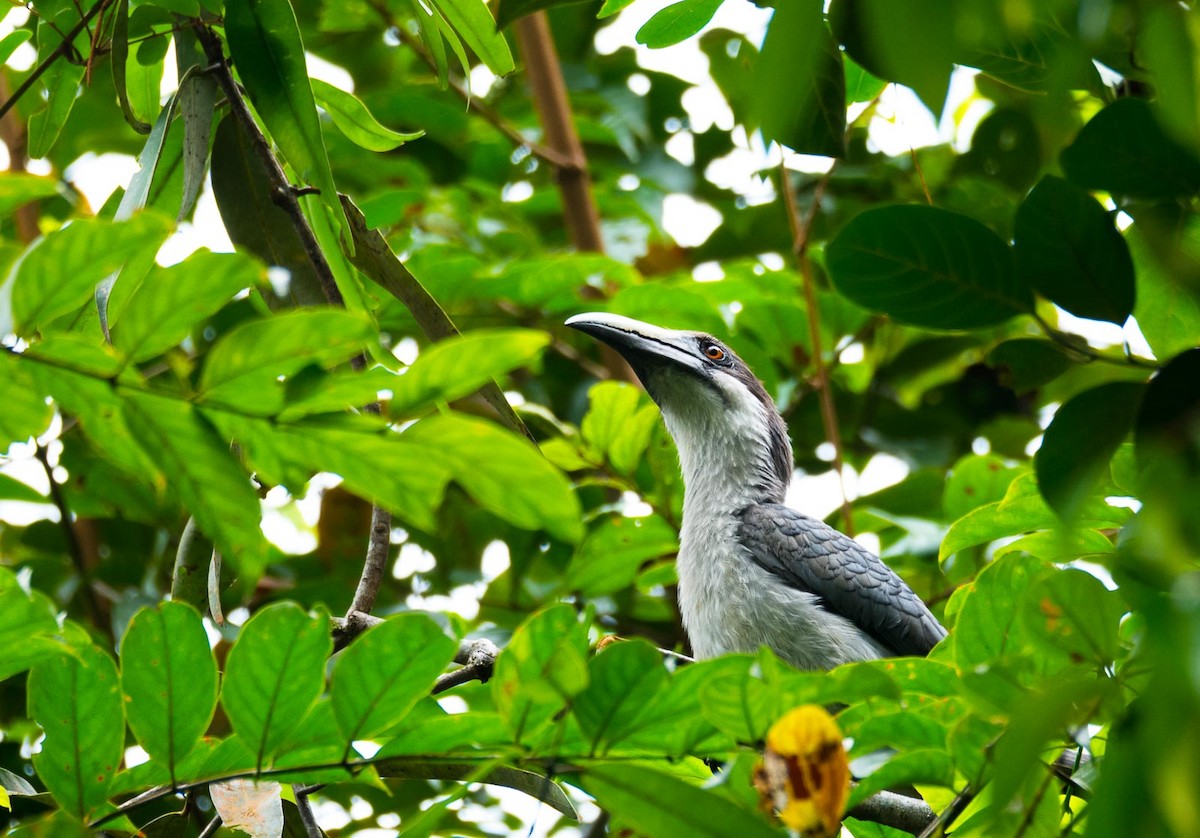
[753,706,850,837]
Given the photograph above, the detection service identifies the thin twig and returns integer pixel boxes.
[294,788,323,838]
[344,505,392,619]
[0,0,114,121]
[34,444,104,625]
[197,815,222,838]
[1034,313,1158,369]
[779,162,855,536]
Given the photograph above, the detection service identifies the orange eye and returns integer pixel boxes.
[704,345,725,361]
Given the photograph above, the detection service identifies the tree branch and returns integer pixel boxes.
[780,162,855,536]
[432,637,500,694]
[343,505,392,619]
[0,0,114,121]
[849,789,936,835]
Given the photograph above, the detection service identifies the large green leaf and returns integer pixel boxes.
[429,0,514,75]
[9,214,172,336]
[1035,382,1145,521]
[224,0,344,228]
[825,205,1030,330]
[110,251,265,362]
[1013,176,1136,325]
[1129,220,1200,361]
[1020,567,1125,666]
[943,454,1025,522]
[404,414,584,542]
[29,643,124,820]
[0,173,60,217]
[330,614,457,755]
[388,329,550,418]
[311,79,424,152]
[491,604,590,737]
[1134,348,1200,468]
[198,309,376,412]
[951,552,1043,673]
[583,763,780,838]
[580,381,661,475]
[564,514,677,597]
[636,0,723,49]
[749,0,845,158]
[123,392,267,574]
[27,9,88,158]
[1060,98,1200,199]
[0,351,53,446]
[829,0,955,115]
[119,603,218,783]
[221,603,331,770]
[573,640,669,755]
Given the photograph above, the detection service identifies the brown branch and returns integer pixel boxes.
[513,13,603,254]
[780,162,855,536]
[344,505,392,619]
[0,0,114,121]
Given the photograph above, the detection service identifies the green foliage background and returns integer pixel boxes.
[0,0,1198,834]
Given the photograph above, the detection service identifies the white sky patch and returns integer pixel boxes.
[480,540,511,581]
[662,193,721,246]
[306,53,355,90]
[124,745,150,769]
[63,153,139,211]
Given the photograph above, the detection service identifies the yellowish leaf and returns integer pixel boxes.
[753,705,849,837]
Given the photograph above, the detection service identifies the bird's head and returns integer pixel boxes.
[566,312,793,503]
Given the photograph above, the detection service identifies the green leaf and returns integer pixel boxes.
[491,604,590,737]
[0,29,31,66]
[176,39,219,221]
[986,339,1073,395]
[210,115,327,308]
[951,552,1043,672]
[0,473,47,504]
[330,614,457,752]
[198,309,376,412]
[27,13,87,159]
[1134,347,1200,468]
[0,351,53,446]
[1129,219,1200,361]
[829,0,954,115]
[943,454,1025,522]
[221,603,331,770]
[581,381,661,475]
[404,414,583,542]
[311,79,424,152]
[1138,5,1200,154]
[29,644,124,820]
[1060,98,1200,199]
[279,365,397,419]
[749,0,845,158]
[10,214,172,336]
[940,473,1130,563]
[1020,568,1125,665]
[122,392,267,574]
[224,0,345,229]
[110,251,265,362]
[825,205,1029,330]
[0,173,60,217]
[847,750,955,807]
[564,515,678,597]
[573,640,669,755]
[1035,382,1145,521]
[119,603,218,783]
[388,329,550,418]
[636,0,723,49]
[583,763,780,838]
[1013,176,1136,325]
[0,568,62,682]
[112,0,152,133]
[430,0,515,75]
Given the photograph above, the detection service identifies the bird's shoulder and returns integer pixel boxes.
[736,503,947,657]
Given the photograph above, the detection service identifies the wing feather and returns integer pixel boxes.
[738,504,947,657]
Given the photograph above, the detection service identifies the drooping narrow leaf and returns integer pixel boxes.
[109,251,265,362]
[825,204,1030,330]
[122,392,267,574]
[430,0,515,75]
[311,79,424,152]
[175,29,219,221]
[224,0,346,230]
[120,603,218,783]
[221,603,331,770]
[197,308,376,412]
[1014,176,1136,325]
[112,0,152,133]
[10,213,172,336]
[1035,381,1145,520]
[124,5,171,127]
[330,615,457,755]
[636,0,724,49]
[29,644,124,820]
[210,115,326,308]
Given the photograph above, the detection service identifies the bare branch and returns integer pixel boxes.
[849,789,936,835]
[344,505,392,619]
[433,638,500,694]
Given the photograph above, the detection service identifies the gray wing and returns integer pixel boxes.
[738,503,947,657]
